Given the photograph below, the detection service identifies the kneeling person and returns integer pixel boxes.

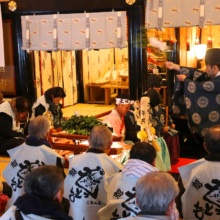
[3,116,65,210]
[1,165,72,220]
[98,142,158,220]
[121,172,179,220]
[64,126,123,220]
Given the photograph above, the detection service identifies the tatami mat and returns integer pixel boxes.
[63,103,114,118]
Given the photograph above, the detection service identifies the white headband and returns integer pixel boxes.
[116,98,134,105]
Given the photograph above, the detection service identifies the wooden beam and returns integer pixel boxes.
[0,0,9,2]
[1,0,145,14]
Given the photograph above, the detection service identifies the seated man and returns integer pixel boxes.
[103,93,139,144]
[178,125,220,219]
[121,172,179,220]
[1,165,72,220]
[0,97,30,155]
[98,142,158,220]
[64,126,123,220]
[3,116,65,210]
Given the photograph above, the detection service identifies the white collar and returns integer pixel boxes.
[215,71,220,78]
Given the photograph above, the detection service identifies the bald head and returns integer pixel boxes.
[89,126,112,150]
[204,125,220,153]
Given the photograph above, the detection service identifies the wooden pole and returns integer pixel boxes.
[166,106,168,127]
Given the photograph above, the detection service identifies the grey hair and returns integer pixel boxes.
[89,126,112,150]
[136,172,179,215]
[24,165,64,200]
[28,116,50,140]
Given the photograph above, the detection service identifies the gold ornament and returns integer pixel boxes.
[137,130,148,141]
[43,111,54,128]
[126,0,136,5]
[8,1,17,11]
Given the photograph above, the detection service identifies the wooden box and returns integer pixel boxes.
[120,75,129,86]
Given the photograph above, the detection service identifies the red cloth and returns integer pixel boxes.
[0,193,9,211]
[163,132,180,165]
[170,158,197,173]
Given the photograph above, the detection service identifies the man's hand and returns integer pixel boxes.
[176,74,187,82]
[163,126,169,133]
[165,62,180,71]
[170,124,176,129]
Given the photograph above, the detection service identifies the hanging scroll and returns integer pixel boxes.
[146,0,220,29]
[34,50,77,104]
[62,51,74,107]
[52,51,59,87]
[71,51,77,104]
[34,51,42,98]
[40,51,53,93]
[21,11,127,51]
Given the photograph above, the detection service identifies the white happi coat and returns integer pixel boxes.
[0,101,28,134]
[0,206,53,220]
[3,143,64,210]
[31,95,50,120]
[179,158,220,220]
[98,159,158,220]
[120,215,170,220]
[103,109,125,137]
[64,151,123,220]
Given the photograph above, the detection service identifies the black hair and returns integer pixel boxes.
[208,63,220,71]
[204,125,220,154]
[142,89,161,108]
[116,93,131,107]
[16,97,30,113]
[146,74,162,90]
[24,165,64,200]
[130,142,156,164]
[45,87,66,99]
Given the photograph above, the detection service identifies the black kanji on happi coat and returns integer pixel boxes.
[122,187,140,215]
[192,178,203,191]
[11,159,18,168]
[192,179,220,219]
[68,168,77,178]
[203,179,220,208]
[11,160,45,192]
[193,201,213,220]
[113,188,124,199]
[69,166,105,203]
[111,187,140,220]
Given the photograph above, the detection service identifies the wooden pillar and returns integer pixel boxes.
[167,28,179,107]
[7,14,35,104]
[75,50,84,103]
[127,5,147,100]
